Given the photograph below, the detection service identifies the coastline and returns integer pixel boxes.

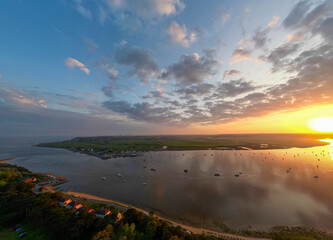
[0,157,15,163]
[65,191,269,240]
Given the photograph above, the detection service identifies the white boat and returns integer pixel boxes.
[102,177,107,180]
[143,182,147,185]
[117,173,122,177]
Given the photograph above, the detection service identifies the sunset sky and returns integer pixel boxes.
[1,0,333,136]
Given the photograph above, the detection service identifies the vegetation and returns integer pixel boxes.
[37,133,333,153]
[213,221,333,240]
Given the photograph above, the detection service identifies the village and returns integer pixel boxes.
[70,147,144,159]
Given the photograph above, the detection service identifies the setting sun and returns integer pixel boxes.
[309,117,333,133]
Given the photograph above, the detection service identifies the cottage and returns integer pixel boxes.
[23,177,36,183]
[76,206,95,215]
[95,208,111,218]
[58,197,72,207]
[66,201,83,210]
[116,212,123,222]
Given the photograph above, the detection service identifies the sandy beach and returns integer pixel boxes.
[0,158,15,163]
[65,191,270,240]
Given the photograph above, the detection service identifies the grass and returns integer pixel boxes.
[37,133,333,153]
[0,222,57,240]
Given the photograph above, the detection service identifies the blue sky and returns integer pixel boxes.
[1,0,333,136]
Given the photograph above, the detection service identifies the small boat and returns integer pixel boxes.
[150,168,156,172]
[184,169,188,173]
[234,174,239,177]
[117,173,122,177]
[102,177,107,180]
[314,175,319,178]
[143,182,147,185]
[214,173,220,176]
[122,180,127,183]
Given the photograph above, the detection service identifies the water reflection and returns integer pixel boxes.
[1,137,333,232]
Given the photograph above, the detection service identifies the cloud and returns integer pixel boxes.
[83,38,99,51]
[167,21,196,47]
[0,86,47,108]
[73,0,92,19]
[221,13,230,26]
[286,32,305,41]
[100,0,185,30]
[102,100,184,125]
[266,42,300,71]
[176,83,215,98]
[114,44,158,83]
[267,16,280,27]
[161,51,219,85]
[283,0,311,29]
[65,57,90,75]
[229,48,251,64]
[223,69,241,79]
[212,79,257,99]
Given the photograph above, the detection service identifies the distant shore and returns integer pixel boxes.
[36,134,333,160]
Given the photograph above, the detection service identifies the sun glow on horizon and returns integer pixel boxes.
[309,117,333,133]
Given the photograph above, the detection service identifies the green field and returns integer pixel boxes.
[37,133,333,152]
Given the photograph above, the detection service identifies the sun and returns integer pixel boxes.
[308,117,333,133]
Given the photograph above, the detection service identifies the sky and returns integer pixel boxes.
[1,0,333,136]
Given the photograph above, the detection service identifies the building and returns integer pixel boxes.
[58,197,72,207]
[116,212,123,222]
[95,208,111,218]
[66,201,83,210]
[76,206,95,215]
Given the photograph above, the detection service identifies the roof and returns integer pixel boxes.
[95,208,111,215]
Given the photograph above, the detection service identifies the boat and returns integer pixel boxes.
[214,173,220,176]
[184,169,188,173]
[117,173,122,177]
[101,177,107,180]
[143,182,147,185]
[314,175,319,178]
[234,174,239,177]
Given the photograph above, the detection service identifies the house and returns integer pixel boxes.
[76,206,95,215]
[58,197,72,207]
[23,177,36,183]
[66,201,83,210]
[95,208,111,218]
[116,212,123,222]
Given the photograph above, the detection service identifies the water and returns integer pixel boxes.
[1,136,333,232]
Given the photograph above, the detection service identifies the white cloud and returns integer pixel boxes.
[65,57,90,75]
[73,0,91,19]
[268,16,280,27]
[167,21,196,47]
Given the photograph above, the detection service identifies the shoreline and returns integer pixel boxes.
[0,157,15,163]
[65,191,270,240]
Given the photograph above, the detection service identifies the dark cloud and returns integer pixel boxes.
[223,69,241,79]
[115,44,158,83]
[161,52,219,85]
[176,83,215,98]
[102,100,184,125]
[252,28,269,49]
[283,0,311,29]
[314,17,333,41]
[212,79,257,99]
[229,48,251,64]
[266,43,300,71]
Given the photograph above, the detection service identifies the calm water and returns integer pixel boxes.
[1,136,333,232]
